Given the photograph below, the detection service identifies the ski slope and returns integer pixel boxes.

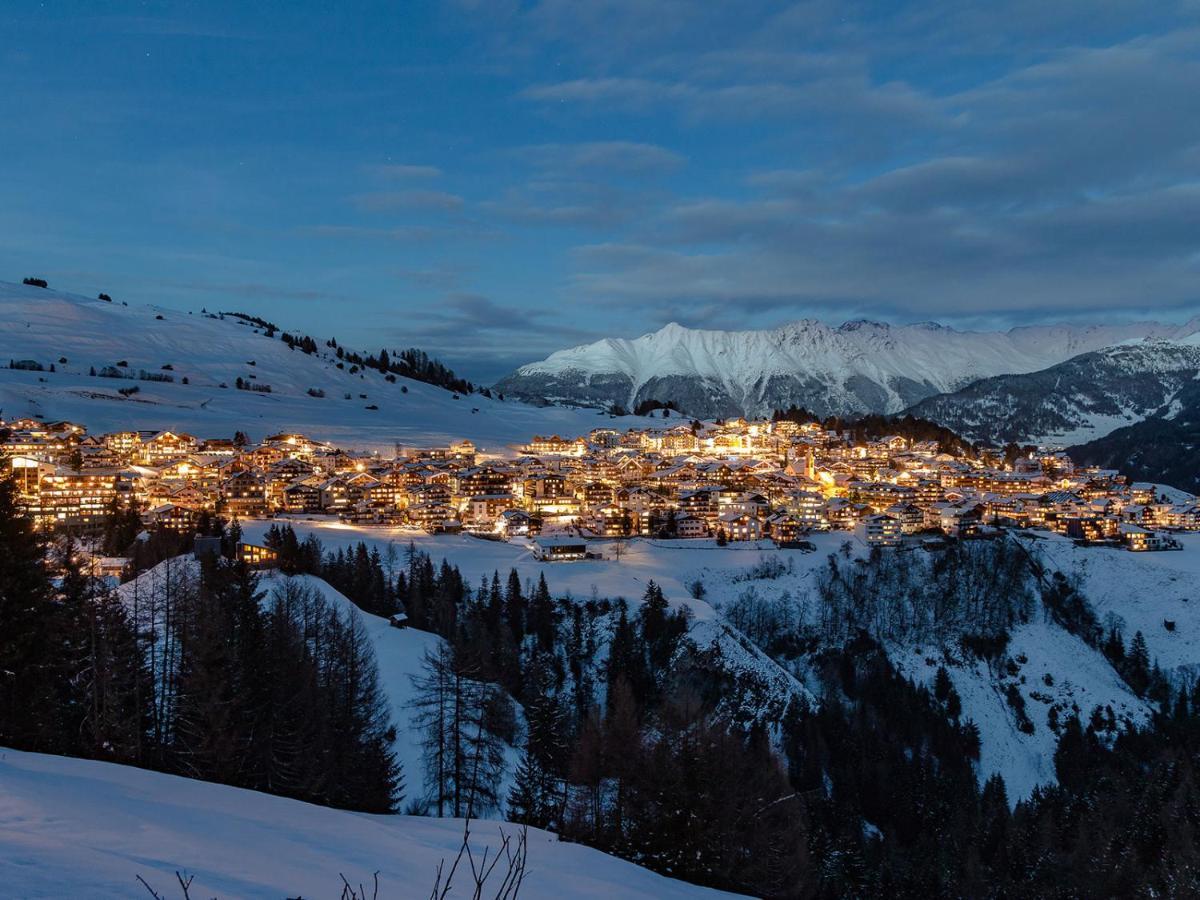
[0,280,642,452]
[0,747,743,899]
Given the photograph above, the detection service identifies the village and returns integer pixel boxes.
[2,414,1196,564]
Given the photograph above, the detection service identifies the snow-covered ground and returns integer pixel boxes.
[1033,531,1200,682]
[239,518,847,618]
[122,520,1200,809]
[889,618,1150,801]
[0,280,647,452]
[0,747,742,900]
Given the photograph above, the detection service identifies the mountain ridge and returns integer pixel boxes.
[495,317,1200,420]
[905,341,1200,446]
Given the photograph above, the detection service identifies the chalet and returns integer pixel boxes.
[1119,523,1175,552]
[720,491,771,518]
[466,493,516,527]
[532,536,588,561]
[144,502,199,532]
[139,431,199,464]
[282,477,324,514]
[767,513,807,544]
[33,466,128,528]
[406,501,461,533]
[1165,505,1200,531]
[679,487,721,520]
[496,508,540,538]
[220,471,268,517]
[1061,514,1111,543]
[884,502,925,535]
[675,514,708,539]
[718,511,762,542]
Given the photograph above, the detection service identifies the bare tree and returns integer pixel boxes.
[428,815,529,900]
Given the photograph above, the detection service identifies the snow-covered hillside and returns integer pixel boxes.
[907,341,1200,446]
[237,523,1157,801]
[0,747,742,900]
[0,280,639,451]
[495,317,1200,419]
[1033,532,1200,684]
[120,539,814,814]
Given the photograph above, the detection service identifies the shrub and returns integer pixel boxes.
[22,277,48,288]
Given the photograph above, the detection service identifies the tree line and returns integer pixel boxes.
[0,479,400,814]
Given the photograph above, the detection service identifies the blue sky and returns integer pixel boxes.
[2,1,1199,382]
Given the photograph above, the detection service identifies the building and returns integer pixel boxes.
[1119,523,1177,552]
[858,513,902,548]
[532,536,588,561]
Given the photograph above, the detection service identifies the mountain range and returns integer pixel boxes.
[495,318,1200,443]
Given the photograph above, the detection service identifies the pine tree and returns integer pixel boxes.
[0,476,71,752]
[1127,631,1151,695]
[508,653,568,827]
[528,573,556,652]
[504,568,525,644]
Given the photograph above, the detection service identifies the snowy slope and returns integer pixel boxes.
[0,747,742,900]
[495,317,1200,419]
[239,521,817,715]
[1032,532,1200,683]
[0,280,640,451]
[907,342,1200,446]
[889,618,1150,801]
[117,560,509,810]
[652,531,1153,799]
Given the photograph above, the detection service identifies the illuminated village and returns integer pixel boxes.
[3,414,1195,560]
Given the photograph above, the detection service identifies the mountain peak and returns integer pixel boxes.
[497,317,1196,420]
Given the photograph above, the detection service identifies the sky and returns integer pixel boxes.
[2,1,1199,383]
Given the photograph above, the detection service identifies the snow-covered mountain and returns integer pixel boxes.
[1068,377,1200,492]
[0,280,639,451]
[495,319,1200,420]
[905,340,1200,446]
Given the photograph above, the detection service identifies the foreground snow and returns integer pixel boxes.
[0,747,743,899]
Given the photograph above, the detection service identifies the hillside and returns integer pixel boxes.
[495,318,1200,420]
[1068,378,1200,492]
[906,341,1200,446]
[237,522,1155,802]
[0,280,638,451]
[0,747,741,899]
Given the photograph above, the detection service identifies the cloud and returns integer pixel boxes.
[299,224,441,242]
[531,25,1200,329]
[481,180,645,228]
[150,278,346,303]
[350,190,465,212]
[519,74,941,137]
[366,164,444,180]
[512,141,685,175]
[386,293,600,380]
